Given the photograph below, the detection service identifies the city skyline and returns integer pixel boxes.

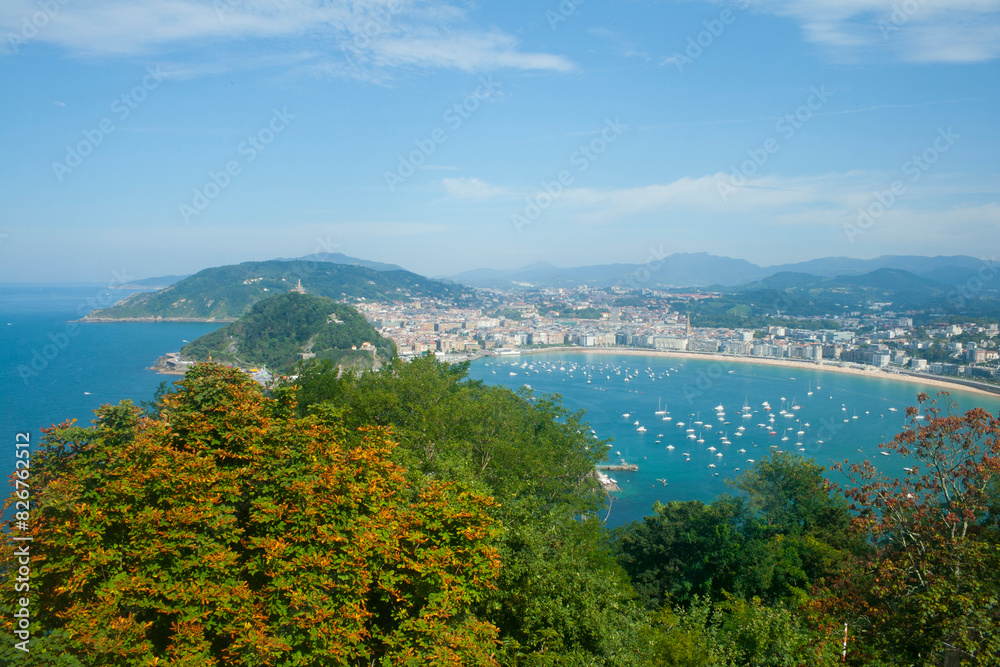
[1,0,998,282]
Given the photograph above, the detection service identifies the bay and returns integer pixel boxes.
[466,350,1000,528]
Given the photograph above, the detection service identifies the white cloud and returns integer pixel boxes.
[155,50,322,80]
[539,173,857,223]
[0,0,574,78]
[508,170,998,245]
[441,177,510,199]
[367,29,574,72]
[733,0,1000,63]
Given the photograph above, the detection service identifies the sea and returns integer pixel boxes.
[0,284,226,518]
[466,351,1000,527]
[3,284,999,528]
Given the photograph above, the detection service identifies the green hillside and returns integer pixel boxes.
[679,268,1000,328]
[180,291,395,373]
[85,260,472,320]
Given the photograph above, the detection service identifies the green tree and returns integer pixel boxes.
[182,292,394,373]
[292,354,650,665]
[646,596,842,667]
[731,452,862,601]
[646,597,737,667]
[0,364,500,666]
[614,453,857,610]
[733,451,852,541]
[612,497,753,609]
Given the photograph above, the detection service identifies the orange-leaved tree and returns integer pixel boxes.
[829,392,1000,666]
[0,363,501,666]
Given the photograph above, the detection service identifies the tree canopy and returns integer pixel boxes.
[828,392,1000,665]
[181,292,395,373]
[0,364,499,666]
[292,354,650,665]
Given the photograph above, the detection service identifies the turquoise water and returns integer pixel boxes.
[466,351,1000,527]
[1,284,226,510]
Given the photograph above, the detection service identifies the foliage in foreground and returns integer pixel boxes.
[647,596,843,667]
[4,349,999,667]
[0,364,500,666]
[827,393,1000,666]
[612,452,860,611]
[293,355,650,665]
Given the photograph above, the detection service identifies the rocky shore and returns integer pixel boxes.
[149,352,192,375]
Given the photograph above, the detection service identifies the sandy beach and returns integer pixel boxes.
[499,346,1000,399]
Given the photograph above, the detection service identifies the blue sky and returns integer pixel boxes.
[1,0,998,282]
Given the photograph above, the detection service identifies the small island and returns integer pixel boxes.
[152,290,396,377]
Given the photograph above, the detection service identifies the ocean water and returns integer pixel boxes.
[0,284,226,509]
[466,351,1000,527]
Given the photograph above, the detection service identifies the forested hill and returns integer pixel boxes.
[85,260,473,320]
[675,267,1000,329]
[180,291,395,373]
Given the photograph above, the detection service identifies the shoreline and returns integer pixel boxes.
[149,352,191,375]
[488,346,1000,399]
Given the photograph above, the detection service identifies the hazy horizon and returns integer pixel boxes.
[6,249,1000,286]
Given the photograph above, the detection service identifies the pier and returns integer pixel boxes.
[598,463,638,472]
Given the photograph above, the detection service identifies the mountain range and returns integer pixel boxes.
[130,252,992,292]
[446,253,992,290]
